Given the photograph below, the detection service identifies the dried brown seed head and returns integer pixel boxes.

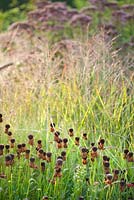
[46,152,52,157]
[69,128,73,132]
[124,149,129,154]
[26,149,30,154]
[56,158,63,166]
[81,147,87,153]
[57,156,63,160]
[106,174,113,180]
[103,156,108,161]
[41,162,45,167]
[83,133,87,137]
[54,131,60,136]
[8,131,12,136]
[30,157,35,163]
[37,140,42,144]
[61,151,66,156]
[5,124,10,129]
[10,154,14,160]
[42,196,48,200]
[5,155,11,161]
[39,149,44,154]
[0,144,4,150]
[57,138,62,143]
[10,139,15,143]
[75,137,80,141]
[17,144,22,149]
[22,143,26,147]
[79,197,84,200]
[92,147,97,152]
[127,152,133,157]
[91,143,95,147]
[28,134,33,139]
[100,139,105,144]
[63,138,68,143]
[107,157,110,162]
[103,162,110,167]
[50,123,55,128]
[55,168,61,173]
[120,178,126,186]
[5,144,10,149]
[0,114,3,122]
[86,177,89,182]
[113,169,120,175]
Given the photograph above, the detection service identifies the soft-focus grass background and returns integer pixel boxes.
[0,31,134,199]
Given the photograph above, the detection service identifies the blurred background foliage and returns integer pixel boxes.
[0,0,134,50]
[0,0,35,31]
[0,0,134,31]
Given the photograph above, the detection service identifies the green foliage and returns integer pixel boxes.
[0,3,34,31]
[51,0,88,9]
[0,0,32,11]
[117,0,134,5]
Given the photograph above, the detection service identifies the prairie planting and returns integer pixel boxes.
[0,32,134,200]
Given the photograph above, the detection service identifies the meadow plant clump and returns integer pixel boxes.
[0,32,134,200]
